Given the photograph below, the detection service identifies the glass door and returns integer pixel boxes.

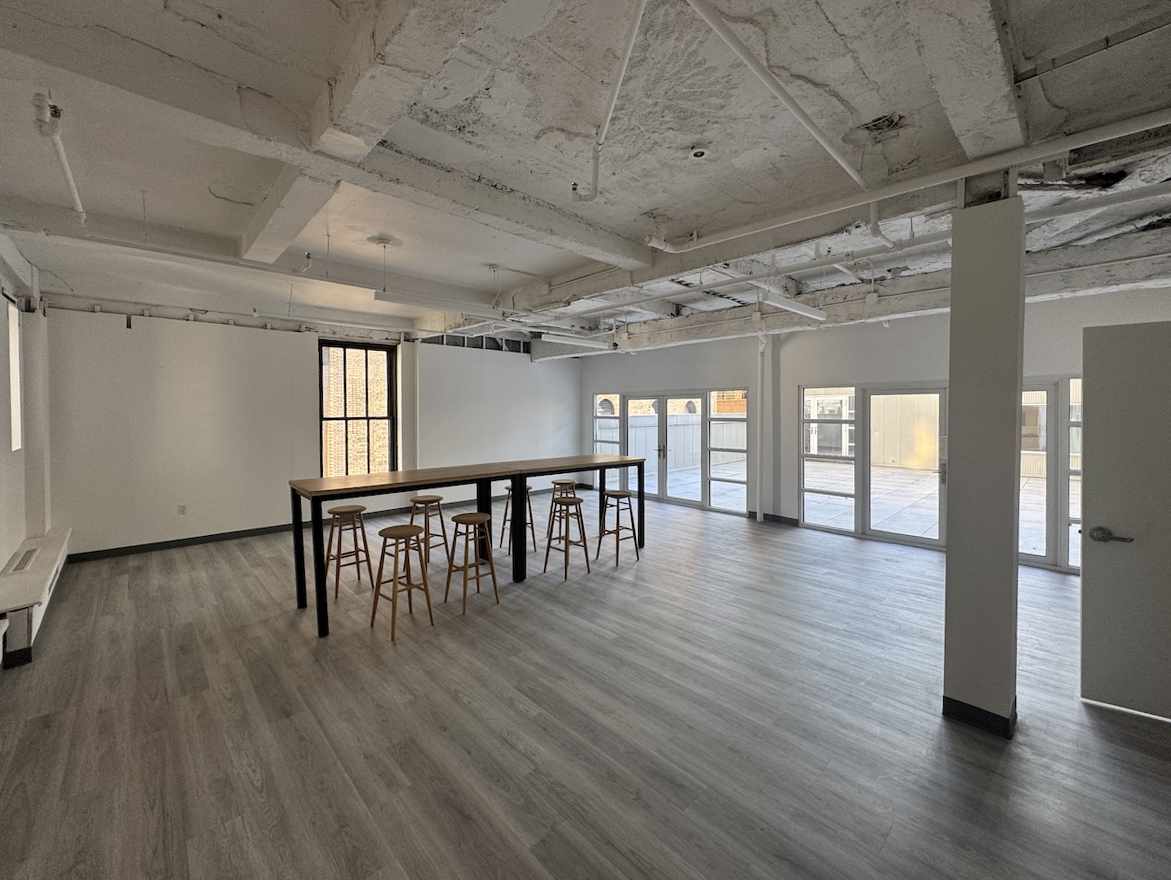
[665,396,703,503]
[864,390,946,544]
[1019,387,1050,560]
[626,397,662,497]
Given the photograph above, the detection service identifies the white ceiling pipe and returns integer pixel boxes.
[709,266,828,320]
[538,333,614,350]
[646,105,1171,253]
[574,0,649,201]
[682,0,866,190]
[33,94,86,225]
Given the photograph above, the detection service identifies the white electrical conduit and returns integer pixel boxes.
[33,93,86,224]
[574,175,1171,319]
[647,105,1171,253]
[574,0,649,201]
[682,0,866,190]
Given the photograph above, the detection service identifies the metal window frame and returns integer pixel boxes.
[798,385,858,534]
[318,339,398,478]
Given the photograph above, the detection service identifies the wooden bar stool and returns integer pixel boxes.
[371,524,434,642]
[596,489,640,566]
[325,504,374,599]
[445,512,499,614]
[499,485,537,553]
[408,494,449,564]
[544,496,591,581]
[545,479,578,543]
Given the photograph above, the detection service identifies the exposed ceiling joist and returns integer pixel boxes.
[533,227,1171,358]
[0,14,652,270]
[904,0,1027,157]
[0,195,496,314]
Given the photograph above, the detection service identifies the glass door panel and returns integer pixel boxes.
[867,391,943,541]
[626,397,661,496]
[665,397,702,501]
[1019,389,1048,557]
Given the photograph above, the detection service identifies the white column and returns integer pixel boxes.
[21,309,51,536]
[943,195,1025,738]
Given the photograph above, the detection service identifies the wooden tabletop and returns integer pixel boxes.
[290,454,646,499]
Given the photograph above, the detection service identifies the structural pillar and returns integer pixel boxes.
[942,191,1025,739]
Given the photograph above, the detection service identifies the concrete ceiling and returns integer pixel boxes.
[0,0,1169,342]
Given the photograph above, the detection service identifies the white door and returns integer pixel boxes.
[1081,321,1171,720]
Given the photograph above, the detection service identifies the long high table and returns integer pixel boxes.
[290,454,646,636]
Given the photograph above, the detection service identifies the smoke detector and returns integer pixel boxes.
[367,234,401,247]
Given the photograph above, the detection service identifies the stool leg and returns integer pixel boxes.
[461,527,471,615]
[627,498,640,560]
[359,514,375,586]
[563,506,570,582]
[578,506,591,575]
[416,535,434,627]
[546,493,557,544]
[499,490,511,549]
[328,516,340,600]
[334,518,344,597]
[370,536,387,626]
[390,540,401,642]
[437,504,451,566]
[404,544,414,615]
[444,523,459,602]
[472,525,483,594]
[423,506,432,565]
[542,515,554,573]
[350,519,363,586]
[482,524,499,605]
[595,494,607,560]
[526,490,537,552]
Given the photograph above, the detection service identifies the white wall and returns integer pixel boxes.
[48,313,582,553]
[0,297,26,562]
[776,289,1171,517]
[50,311,320,553]
[416,342,582,502]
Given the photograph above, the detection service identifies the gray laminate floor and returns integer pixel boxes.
[1,498,1169,879]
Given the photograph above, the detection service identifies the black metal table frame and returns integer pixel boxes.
[291,461,645,636]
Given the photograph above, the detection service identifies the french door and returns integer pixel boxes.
[863,388,947,546]
[625,395,704,504]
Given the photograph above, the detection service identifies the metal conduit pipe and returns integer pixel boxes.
[569,176,1171,319]
[33,93,86,224]
[682,0,866,190]
[574,0,649,201]
[646,105,1171,253]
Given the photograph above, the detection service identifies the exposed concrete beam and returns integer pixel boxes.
[0,233,34,290]
[904,1,1026,157]
[533,228,1171,357]
[0,195,497,314]
[0,18,650,269]
[240,167,338,263]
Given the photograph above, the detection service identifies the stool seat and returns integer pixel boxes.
[453,512,492,526]
[328,503,366,516]
[551,479,576,486]
[552,496,584,507]
[604,489,632,498]
[380,524,424,540]
[410,494,443,504]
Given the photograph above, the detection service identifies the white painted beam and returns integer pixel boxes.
[0,16,651,270]
[0,233,34,291]
[530,228,1171,357]
[0,195,498,314]
[240,167,337,263]
[904,0,1026,156]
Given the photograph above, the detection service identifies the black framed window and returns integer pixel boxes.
[319,341,397,477]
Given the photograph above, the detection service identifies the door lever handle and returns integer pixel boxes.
[1087,526,1134,544]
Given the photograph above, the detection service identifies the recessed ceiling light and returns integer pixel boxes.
[367,234,401,247]
[690,147,708,159]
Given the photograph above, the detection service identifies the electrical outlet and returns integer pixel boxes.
[177,504,187,516]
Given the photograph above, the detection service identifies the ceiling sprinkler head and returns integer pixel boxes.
[689,146,708,159]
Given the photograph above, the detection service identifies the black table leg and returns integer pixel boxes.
[598,467,607,534]
[311,498,328,637]
[292,487,306,609]
[637,461,645,548]
[476,479,493,560]
[511,475,527,582]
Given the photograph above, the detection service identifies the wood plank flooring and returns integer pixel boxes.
[2,498,1169,879]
